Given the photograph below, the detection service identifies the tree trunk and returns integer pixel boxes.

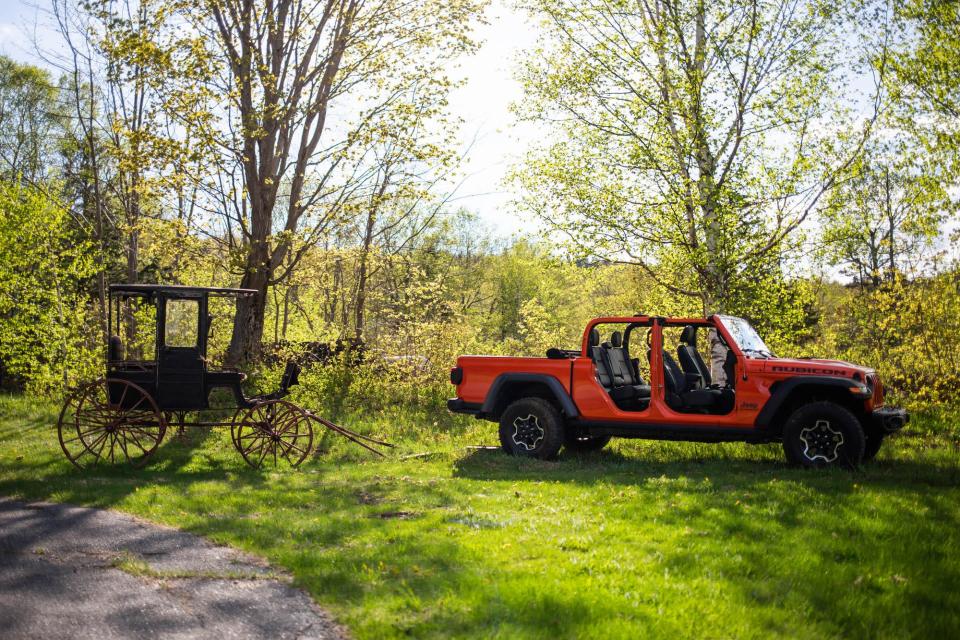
[124,180,140,349]
[354,242,372,344]
[704,288,728,386]
[227,238,271,364]
[354,170,389,343]
[885,168,895,277]
[282,286,291,339]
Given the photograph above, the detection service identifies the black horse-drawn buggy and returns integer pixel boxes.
[58,284,388,470]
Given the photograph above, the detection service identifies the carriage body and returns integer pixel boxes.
[106,284,259,412]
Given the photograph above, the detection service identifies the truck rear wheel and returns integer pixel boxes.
[782,401,865,469]
[498,397,565,460]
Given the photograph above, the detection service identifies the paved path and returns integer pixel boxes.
[0,498,345,639]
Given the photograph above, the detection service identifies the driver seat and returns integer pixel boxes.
[677,325,711,387]
[662,350,731,412]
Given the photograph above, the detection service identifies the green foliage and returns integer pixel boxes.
[819,137,957,285]
[888,0,960,162]
[0,183,100,390]
[0,0,954,422]
[815,271,960,410]
[0,56,61,182]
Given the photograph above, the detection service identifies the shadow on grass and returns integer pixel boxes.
[451,437,960,491]
[447,440,960,638]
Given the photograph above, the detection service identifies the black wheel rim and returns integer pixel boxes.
[799,419,845,463]
[511,414,544,451]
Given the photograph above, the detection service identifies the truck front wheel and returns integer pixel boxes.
[862,431,884,462]
[498,397,565,460]
[782,401,865,469]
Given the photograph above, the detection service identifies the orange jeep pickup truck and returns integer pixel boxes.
[448,314,907,468]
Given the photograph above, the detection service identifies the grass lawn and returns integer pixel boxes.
[1,394,959,639]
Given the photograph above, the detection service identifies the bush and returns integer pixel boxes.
[0,182,100,393]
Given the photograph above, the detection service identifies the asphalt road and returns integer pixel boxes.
[0,498,344,639]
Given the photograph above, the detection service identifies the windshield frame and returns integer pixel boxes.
[716,315,774,358]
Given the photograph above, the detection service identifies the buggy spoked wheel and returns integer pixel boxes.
[229,408,245,450]
[232,400,313,469]
[58,378,166,470]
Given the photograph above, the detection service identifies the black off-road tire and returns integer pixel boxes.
[498,397,565,460]
[862,431,885,462]
[564,433,611,453]
[782,401,866,469]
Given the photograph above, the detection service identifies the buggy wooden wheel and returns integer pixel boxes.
[229,407,245,450]
[232,400,313,469]
[58,378,167,470]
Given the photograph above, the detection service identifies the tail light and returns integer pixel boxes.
[450,366,463,385]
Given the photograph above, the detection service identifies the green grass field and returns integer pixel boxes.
[1,395,958,639]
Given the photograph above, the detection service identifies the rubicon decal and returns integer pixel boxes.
[771,365,849,376]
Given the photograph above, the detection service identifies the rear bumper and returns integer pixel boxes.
[871,406,909,433]
[447,398,483,416]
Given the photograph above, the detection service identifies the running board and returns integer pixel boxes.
[575,422,776,444]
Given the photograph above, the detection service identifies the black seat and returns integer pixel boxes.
[108,335,123,361]
[677,325,711,388]
[590,329,650,409]
[279,360,301,393]
[663,350,728,412]
[589,329,613,388]
[607,332,651,399]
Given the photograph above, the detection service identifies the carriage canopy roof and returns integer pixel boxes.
[108,284,257,297]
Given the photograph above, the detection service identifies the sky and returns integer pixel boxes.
[0,0,541,238]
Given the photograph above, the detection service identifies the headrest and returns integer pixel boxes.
[610,331,622,348]
[679,325,697,345]
[589,328,600,347]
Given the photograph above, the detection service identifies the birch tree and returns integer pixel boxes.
[514,0,882,316]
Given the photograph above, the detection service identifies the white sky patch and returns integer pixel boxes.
[443,0,542,237]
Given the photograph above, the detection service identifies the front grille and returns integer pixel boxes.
[870,376,884,406]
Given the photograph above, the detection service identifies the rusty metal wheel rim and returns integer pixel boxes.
[234,400,313,469]
[58,378,166,470]
[229,408,245,449]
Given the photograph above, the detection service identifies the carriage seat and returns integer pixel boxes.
[108,335,123,361]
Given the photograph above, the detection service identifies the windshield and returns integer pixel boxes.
[718,315,774,358]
